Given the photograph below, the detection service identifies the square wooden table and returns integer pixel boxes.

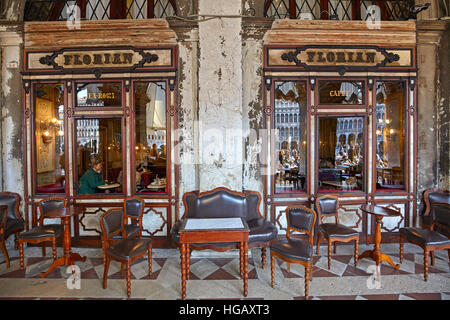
[179,217,250,300]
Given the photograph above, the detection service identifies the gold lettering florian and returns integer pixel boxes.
[63,53,134,66]
[306,51,376,64]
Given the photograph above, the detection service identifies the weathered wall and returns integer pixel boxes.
[416,20,449,216]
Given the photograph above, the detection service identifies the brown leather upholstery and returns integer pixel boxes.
[100,208,152,298]
[107,238,153,260]
[400,228,450,247]
[270,206,316,298]
[315,195,359,269]
[17,225,63,240]
[0,192,24,241]
[172,188,277,246]
[270,238,313,262]
[319,223,359,238]
[399,189,450,281]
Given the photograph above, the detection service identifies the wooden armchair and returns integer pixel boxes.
[0,192,25,268]
[270,206,316,299]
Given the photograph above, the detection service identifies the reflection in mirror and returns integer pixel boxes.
[375,81,405,191]
[318,117,364,192]
[76,118,122,194]
[274,81,307,193]
[35,84,65,194]
[319,81,364,104]
[134,81,167,193]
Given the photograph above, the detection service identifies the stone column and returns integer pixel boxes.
[197,0,243,192]
[416,20,449,215]
[0,23,23,195]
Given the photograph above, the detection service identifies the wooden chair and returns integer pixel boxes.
[17,197,65,269]
[0,192,24,268]
[100,208,152,298]
[270,206,316,298]
[315,195,359,269]
[399,202,450,281]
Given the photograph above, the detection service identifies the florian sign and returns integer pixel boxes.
[24,47,176,78]
[281,47,399,68]
[265,45,413,75]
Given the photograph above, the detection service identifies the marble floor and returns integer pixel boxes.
[0,243,449,300]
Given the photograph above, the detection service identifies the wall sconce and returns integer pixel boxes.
[41,117,63,144]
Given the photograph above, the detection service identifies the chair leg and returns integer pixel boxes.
[148,246,152,276]
[354,239,359,266]
[14,233,19,250]
[316,233,321,255]
[424,250,429,282]
[430,251,435,266]
[327,239,332,269]
[399,236,404,263]
[287,262,290,273]
[0,241,10,268]
[271,254,275,288]
[333,242,337,254]
[120,263,125,276]
[304,263,310,299]
[19,241,24,269]
[41,243,46,257]
[103,255,110,289]
[126,261,131,299]
[261,247,266,270]
[52,238,57,261]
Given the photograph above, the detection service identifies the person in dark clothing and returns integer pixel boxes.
[78,157,105,193]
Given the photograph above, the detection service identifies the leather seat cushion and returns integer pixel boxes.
[107,238,152,260]
[17,225,62,240]
[270,238,313,262]
[319,223,359,238]
[400,227,450,247]
[248,218,278,244]
[110,225,140,240]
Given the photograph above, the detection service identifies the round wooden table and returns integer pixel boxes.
[40,206,86,278]
[97,183,120,193]
[359,204,401,270]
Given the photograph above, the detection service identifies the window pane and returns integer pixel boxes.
[76,118,122,194]
[375,81,405,190]
[319,81,364,104]
[35,84,65,194]
[134,81,167,193]
[318,117,364,192]
[275,81,307,193]
[76,82,122,107]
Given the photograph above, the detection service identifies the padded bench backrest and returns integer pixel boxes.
[182,187,262,221]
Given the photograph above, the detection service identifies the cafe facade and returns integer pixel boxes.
[0,0,448,249]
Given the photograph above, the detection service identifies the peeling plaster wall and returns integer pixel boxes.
[0,27,23,196]
[197,0,244,192]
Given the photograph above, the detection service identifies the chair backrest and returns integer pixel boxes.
[0,192,22,222]
[315,195,339,224]
[286,206,316,245]
[182,187,262,221]
[100,209,125,241]
[424,189,450,217]
[429,202,450,237]
[38,197,66,225]
[124,196,145,221]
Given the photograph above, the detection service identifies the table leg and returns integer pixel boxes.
[243,242,248,297]
[181,243,187,300]
[240,243,243,278]
[358,215,400,270]
[186,245,190,280]
[40,216,86,278]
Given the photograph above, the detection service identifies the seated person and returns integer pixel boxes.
[78,157,105,193]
